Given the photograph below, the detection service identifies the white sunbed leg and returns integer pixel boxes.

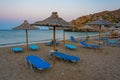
[25,59,35,72]
[49,50,55,59]
[61,58,63,62]
[58,58,62,62]
[67,58,69,62]
[50,55,53,59]
[25,58,31,67]
[25,59,28,66]
[25,59,34,72]
[30,64,35,72]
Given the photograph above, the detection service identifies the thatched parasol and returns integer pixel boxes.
[109,26,117,31]
[87,16,112,47]
[81,25,94,38]
[101,25,109,32]
[108,26,118,36]
[32,12,71,64]
[13,20,38,49]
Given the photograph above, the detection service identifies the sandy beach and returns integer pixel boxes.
[0,0,120,79]
[0,39,120,80]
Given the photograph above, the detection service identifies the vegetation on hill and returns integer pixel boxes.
[71,9,120,31]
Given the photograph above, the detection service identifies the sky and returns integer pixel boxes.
[0,0,120,29]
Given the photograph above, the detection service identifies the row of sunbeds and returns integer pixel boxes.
[12,36,101,53]
[70,36,101,49]
[12,47,80,71]
[12,40,60,52]
[12,44,39,52]
[12,36,112,72]
[70,36,120,48]
[9,36,120,73]
[94,37,120,46]
[69,36,120,48]
[12,36,120,53]
[11,40,80,71]
[25,51,80,71]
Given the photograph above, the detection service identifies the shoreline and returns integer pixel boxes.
[0,32,101,48]
[0,29,103,48]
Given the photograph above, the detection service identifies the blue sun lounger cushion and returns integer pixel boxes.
[56,52,80,62]
[70,36,79,42]
[107,39,119,45]
[45,41,60,46]
[80,41,100,49]
[94,37,108,41]
[89,44,100,48]
[26,55,52,70]
[12,47,23,52]
[29,45,39,50]
[50,51,80,62]
[64,44,77,50]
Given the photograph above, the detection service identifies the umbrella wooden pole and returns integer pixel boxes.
[98,25,101,47]
[112,30,113,37]
[26,29,28,50]
[53,26,56,64]
[86,29,88,37]
[85,29,88,42]
[63,29,65,44]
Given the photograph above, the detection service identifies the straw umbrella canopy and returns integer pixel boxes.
[109,26,117,31]
[13,20,38,49]
[81,25,94,38]
[87,16,112,47]
[115,22,120,34]
[101,25,109,32]
[32,12,71,64]
[108,26,118,36]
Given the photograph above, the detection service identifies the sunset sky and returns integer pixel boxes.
[0,0,120,29]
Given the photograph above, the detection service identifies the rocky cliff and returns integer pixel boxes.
[71,9,120,31]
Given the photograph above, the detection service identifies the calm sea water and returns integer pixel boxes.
[0,30,99,47]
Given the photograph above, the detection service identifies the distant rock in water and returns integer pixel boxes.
[12,20,39,30]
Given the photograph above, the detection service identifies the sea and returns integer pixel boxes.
[0,30,99,47]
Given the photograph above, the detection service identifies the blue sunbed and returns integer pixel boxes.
[45,40,60,46]
[64,44,77,50]
[94,37,109,41]
[50,51,80,62]
[80,41,100,49]
[99,38,120,46]
[70,36,79,42]
[26,55,52,70]
[29,45,39,50]
[107,39,120,46]
[12,47,23,52]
